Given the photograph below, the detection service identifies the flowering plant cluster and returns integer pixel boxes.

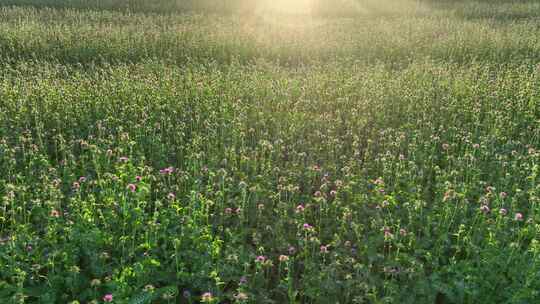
[1,1,540,303]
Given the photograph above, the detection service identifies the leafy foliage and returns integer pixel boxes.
[0,1,539,303]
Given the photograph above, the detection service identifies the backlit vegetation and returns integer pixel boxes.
[0,1,539,303]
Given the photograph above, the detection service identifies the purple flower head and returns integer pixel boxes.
[515,213,523,221]
[303,223,313,230]
[320,245,329,254]
[255,255,266,263]
[295,204,305,213]
[239,276,248,285]
[135,175,142,182]
[159,166,175,175]
[103,294,113,302]
[330,190,337,197]
[127,184,137,192]
[499,208,508,216]
[79,176,87,183]
[480,205,490,214]
[499,192,508,199]
[288,246,296,254]
[167,193,176,200]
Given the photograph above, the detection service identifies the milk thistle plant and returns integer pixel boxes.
[0,0,539,303]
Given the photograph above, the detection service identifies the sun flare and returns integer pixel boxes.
[240,0,315,16]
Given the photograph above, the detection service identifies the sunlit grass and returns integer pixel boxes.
[0,1,539,303]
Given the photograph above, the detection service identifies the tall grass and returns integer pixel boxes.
[0,1,539,303]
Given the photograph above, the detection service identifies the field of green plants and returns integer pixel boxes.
[0,0,539,303]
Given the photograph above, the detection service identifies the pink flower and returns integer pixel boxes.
[103,294,113,302]
[167,193,176,200]
[159,167,175,175]
[135,176,142,182]
[442,143,449,150]
[79,176,87,183]
[303,223,313,230]
[480,205,490,213]
[119,157,129,162]
[320,245,328,254]
[72,182,80,190]
[255,255,266,263]
[499,192,508,199]
[515,213,523,221]
[201,292,213,302]
[330,190,337,197]
[473,143,480,149]
[314,191,322,197]
[443,192,451,202]
[295,204,305,213]
[50,210,60,218]
[499,208,508,216]
[127,184,137,192]
[399,228,407,236]
[288,246,296,254]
